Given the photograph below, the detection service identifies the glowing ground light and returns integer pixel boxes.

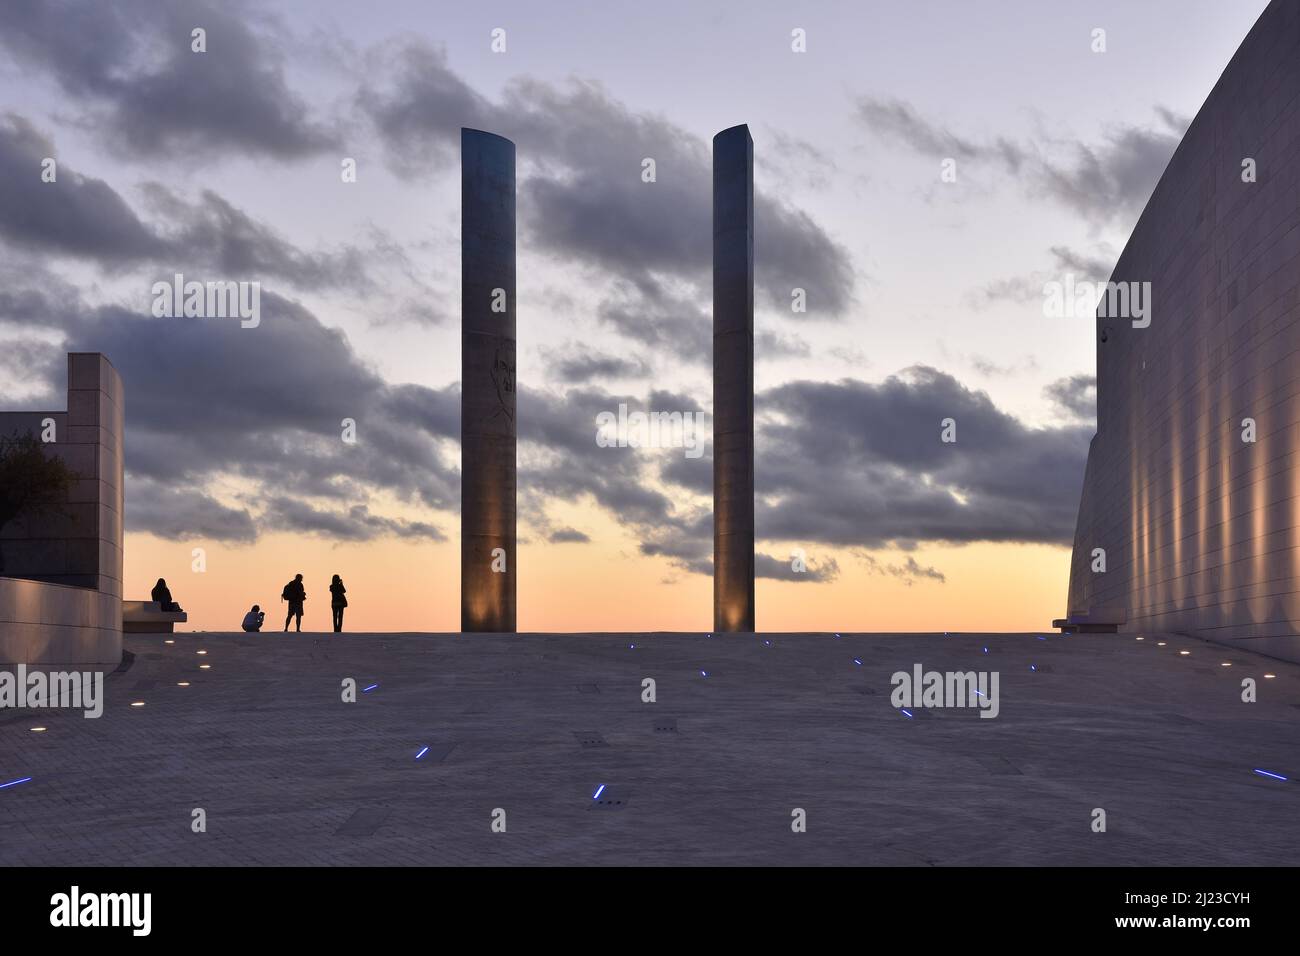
[900,709,914,719]
[1253,769,1288,782]
[700,670,708,678]
[1030,665,1037,672]
[1136,636,1144,641]
[177,682,190,687]
[415,746,429,760]
[30,727,46,732]
[593,784,606,800]
[1221,662,1232,667]
[362,684,379,693]
[0,777,33,790]
[130,701,145,707]
[982,647,989,654]
[764,640,771,646]
[164,639,175,645]
[853,659,862,666]
[196,650,207,656]
[629,644,635,650]
[1265,674,1276,679]
[1157,641,1167,646]
[1179,650,1191,656]
[199,664,211,670]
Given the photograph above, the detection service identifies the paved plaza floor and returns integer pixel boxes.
[1,629,1297,865]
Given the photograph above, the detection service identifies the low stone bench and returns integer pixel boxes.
[1052,607,1125,634]
[122,600,188,634]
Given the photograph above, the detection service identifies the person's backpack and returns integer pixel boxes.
[281,582,293,602]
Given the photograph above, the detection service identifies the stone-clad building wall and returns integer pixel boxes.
[1066,0,1300,661]
[0,353,123,664]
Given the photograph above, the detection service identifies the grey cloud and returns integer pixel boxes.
[756,367,1091,548]
[548,527,591,544]
[597,277,711,364]
[972,245,1115,308]
[1037,125,1180,223]
[125,478,258,543]
[519,384,712,574]
[260,498,446,541]
[1048,245,1113,281]
[0,116,369,289]
[757,329,811,361]
[359,44,856,317]
[1044,374,1097,423]
[1154,106,1192,135]
[758,128,838,191]
[7,282,456,542]
[147,186,371,291]
[856,97,994,162]
[856,96,1180,223]
[968,274,1044,308]
[858,552,946,585]
[755,552,840,583]
[0,114,163,260]
[0,0,337,161]
[0,334,65,406]
[544,346,649,383]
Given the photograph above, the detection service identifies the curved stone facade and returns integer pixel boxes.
[1065,0,1300,660]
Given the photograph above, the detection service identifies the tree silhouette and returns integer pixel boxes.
[0,432,79,576]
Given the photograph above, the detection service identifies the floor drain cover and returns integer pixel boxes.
[588,787,630,811]
[574,731,608,748]
[335,808,392,836]
[653,718,677,733]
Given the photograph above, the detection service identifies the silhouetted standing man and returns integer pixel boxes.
[329,574,347,633]
[282,573,306,632]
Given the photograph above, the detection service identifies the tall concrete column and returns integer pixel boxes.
[461,129,516,633]
[713,124,755,632]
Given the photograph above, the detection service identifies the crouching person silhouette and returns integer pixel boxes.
[241,604,265,633]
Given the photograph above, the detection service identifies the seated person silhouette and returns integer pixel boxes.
[151,578,182,613]
[241,604,266,633]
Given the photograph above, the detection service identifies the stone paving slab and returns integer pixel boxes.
[1,630,1297,865]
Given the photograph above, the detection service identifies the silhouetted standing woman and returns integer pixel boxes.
[330,574,348,633]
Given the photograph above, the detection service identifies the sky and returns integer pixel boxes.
[0,0,1272,632]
